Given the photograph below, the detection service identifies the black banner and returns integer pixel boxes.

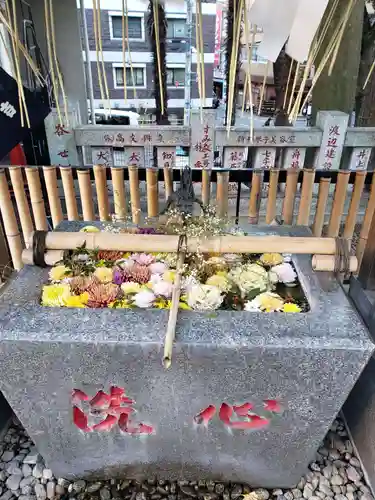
[0,67,50,160]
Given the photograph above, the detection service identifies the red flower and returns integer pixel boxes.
[73,406,91,432]
[194,405,216,425]
[263,399,282,413]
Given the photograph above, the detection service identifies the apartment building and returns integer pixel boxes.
[81,0,216,120]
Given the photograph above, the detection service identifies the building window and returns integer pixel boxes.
[167,18,186,38]
[111,15,143,39]
[166,68,185,87]
[252,43,268,63]
[115,67,145,87]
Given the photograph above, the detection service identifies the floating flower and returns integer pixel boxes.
[94,267,113,283]
[64,292,89,308]
[41,284,72,307]
[157,253,178,267]
[121,282,141,295]
[132,253,155,266]
[70,276,99,295]
[49,265,72,282]
[153,280,173,298]
[87,283,119,308]
[268,270,279,284]
[271,263,297,284]
[133,290,155,308]
[109,299,133,309]
[246,292,284,313]
[283,302,301,313]
[229,263,269,298]
[97,250,124,262]
[187,284,223,311]
[260,253,284,267]
[116,258,135,270]
[181,274,199,292]
[206,274,231,292]
[130,265,151,284]
[149,262,167,275]
[206,256,228,271]
[112,267,135,285]
[163,270,176,283]
[222,253,242,265]
[80,226,100,233]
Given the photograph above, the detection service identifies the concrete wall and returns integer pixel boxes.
[26,0,88,122]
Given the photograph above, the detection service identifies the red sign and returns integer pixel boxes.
[214,6,223,68]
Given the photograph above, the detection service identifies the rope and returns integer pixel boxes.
[334,237,350,277]
[32,231,48,268]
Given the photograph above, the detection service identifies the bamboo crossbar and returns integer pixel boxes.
[29,231,343,255]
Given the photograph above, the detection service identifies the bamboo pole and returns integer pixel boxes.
[312,254,357,272]
[163,250,185,369]
[327,171,350,237]
[43,166,63,228]
[297,169,315,226]
[249,171,262,224]
[0,170,23,270]
[60,167,79,221]
[163,168,173,200]
[343,171,366,240]
[32,231,342,255]
[111,167,127,220]
[202,170,211,205]
[93,165,110,221]
[282,170,299,225]
[216,172,229,217]
[265,170,279,224]
[8,166,34,243]
[357,173,375,268]
[312,178,331,237]
[77,170,95,221]
[22,248,65,266]
[146,168,159,218]
[25,167,48,230]
[128,166,141,224]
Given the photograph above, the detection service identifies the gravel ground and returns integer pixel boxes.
[0,417,372,500]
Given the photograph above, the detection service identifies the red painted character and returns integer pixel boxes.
[57,150,69,159]
[129,152,140,163]
[55,124,70,136]
[72,386,154,435]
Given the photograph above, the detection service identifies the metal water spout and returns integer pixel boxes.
[162,166,205,216]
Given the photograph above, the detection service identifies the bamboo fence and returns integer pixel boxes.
[0,166,372,273]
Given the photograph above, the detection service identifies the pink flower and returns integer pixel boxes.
[264,399,282,413]
[132,253,155,266]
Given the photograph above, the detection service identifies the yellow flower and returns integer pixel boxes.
[49,265,72,282]
[109,299,132,308]
[123,252,132,259]
[283,302,302,313]
[94,267,113,283]
[258,292,284,312]
[41,284,71,307]
[163,270,176,283]
[121,282,141,295]
[206,274,231,292]
[154,297,170,309]
[179,301,192,310]
[64,292,89,308]
[80,226,100,233]
[260,253,284,267]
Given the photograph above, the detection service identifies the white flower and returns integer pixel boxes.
[244,300,261,312]
[229,263,269,297]
[223,253,243,264]
[268,270,279,284]
[187,284,223,311]
[283,254,292,263]
[149,262,167,274]
[149,273,163,285]
[271,263,297,284]
[133,290,155,308]
[117,258,135,270]
[152,280,173,298]
[121,282,141,295]
[181,274,199,292]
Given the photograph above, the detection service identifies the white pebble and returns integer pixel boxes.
[34,484,46,500]
[55,485,65,496]
[1,452,14,463]
[42,471,52,481]
[22,465,32,478]
[347,466,362,483]
[349,458,361,468]
[6,475,23,491]
[46,482,55,500]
